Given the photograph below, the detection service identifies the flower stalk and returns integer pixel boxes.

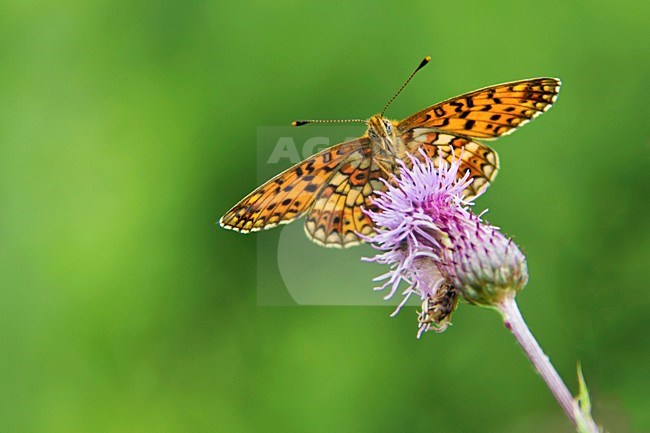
[498,296,600,433]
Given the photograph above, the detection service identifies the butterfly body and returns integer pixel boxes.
[365,115,406,174]
[220,73,560,248]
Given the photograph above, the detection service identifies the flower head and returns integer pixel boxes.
[364,151,528,336]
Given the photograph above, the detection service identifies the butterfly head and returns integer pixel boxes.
[367,114,398,155]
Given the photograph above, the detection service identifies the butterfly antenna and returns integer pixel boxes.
[380,56,431,117]
[292,118,366,127]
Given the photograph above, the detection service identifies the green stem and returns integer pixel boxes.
[497,296,600,433]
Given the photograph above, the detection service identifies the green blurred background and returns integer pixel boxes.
[1,1,648,432]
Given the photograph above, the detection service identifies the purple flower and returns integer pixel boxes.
[364,151,528,337]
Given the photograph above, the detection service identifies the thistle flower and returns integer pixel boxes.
[363,151,603,433]
[364,151,528,336]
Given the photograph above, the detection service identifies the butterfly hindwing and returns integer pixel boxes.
[219,138,366,233]
[398,78,561,140]
[405,129,499,200]
[304,146,384,248]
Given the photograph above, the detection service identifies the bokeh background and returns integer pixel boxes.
[1,1,648,432]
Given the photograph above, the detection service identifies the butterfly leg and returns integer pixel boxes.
[374,158,400,186]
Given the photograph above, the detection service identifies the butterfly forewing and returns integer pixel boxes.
[398,78,561,140]
[219,138,366,233]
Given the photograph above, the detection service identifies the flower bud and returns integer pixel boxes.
[439,214,528,307]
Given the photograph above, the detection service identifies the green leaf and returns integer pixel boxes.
[574,362,601,433]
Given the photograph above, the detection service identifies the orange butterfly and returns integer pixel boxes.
[220,57,560,248]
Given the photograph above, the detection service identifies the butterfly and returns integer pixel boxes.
[220,57,560,248]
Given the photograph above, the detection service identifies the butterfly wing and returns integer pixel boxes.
[398,78,561,140]
[404,129,499,200]
[304,145,387,248]
[219,138,366,233]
